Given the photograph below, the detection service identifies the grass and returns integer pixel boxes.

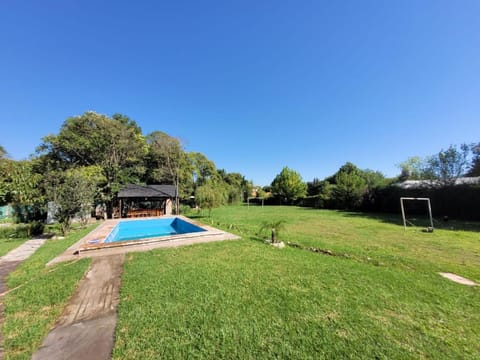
[2,225,96,360]
[0,237,28,258]
[113,206,480,359]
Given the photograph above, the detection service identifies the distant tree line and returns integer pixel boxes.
[266,143,480,220]
[1,114,479,231]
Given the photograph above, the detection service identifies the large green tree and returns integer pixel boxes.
[329,162,367,210]
[426,144,470,185]
[188,152,217,188]
[146,131,194,212]
[0,159,44,221]
[218,170,252,204]
[38,111,147,217]
[195,179,227,216]
[271,167,307,204]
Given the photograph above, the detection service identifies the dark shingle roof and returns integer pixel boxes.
[117,184,176,198]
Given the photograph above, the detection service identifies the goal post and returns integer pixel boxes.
[400,197,433,230]
[247,197,264,208]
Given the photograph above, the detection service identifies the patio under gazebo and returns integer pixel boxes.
[117,184,176,218]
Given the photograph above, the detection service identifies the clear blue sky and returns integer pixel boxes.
[1,0,479,186]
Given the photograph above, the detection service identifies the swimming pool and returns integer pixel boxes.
[104,217,206,243]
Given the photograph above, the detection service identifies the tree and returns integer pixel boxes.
[55,167,100,235]
[468,143,480,176]
[0,159,44,221]
[218,170,251,204]
[146,131,189,214]
[397,156,428,181]
[271,167,307,204]
[195,179,226,216]
[188,152,217,187]
[38,111,147,217]
[331,162,367,210]
[426,144,470,185]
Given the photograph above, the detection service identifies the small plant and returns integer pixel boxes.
[258,220,286,243]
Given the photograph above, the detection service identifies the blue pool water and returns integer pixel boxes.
[104,218,206,243]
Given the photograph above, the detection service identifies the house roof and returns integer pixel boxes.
[395,176,480,189]
[117,184,176,198]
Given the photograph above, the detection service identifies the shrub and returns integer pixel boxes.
[27,221,44,237]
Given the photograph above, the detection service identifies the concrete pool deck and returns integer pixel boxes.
[48,216,240,266]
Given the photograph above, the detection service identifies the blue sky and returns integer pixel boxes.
[1,0,479,185]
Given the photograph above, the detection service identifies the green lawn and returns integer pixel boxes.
[2,226,94,360]
[113,206,480,359]
[0,237,27,258]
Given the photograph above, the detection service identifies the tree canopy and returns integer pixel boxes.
[271,167,307,204]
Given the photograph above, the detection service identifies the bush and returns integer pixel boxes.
[27,221,44,237]
[179,204,192,215]
[361,184,480,220]
[0,224,30,239]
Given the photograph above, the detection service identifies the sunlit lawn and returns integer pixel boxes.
[2,226,94,359]
[0,237,27,258]
[113,206,480,359]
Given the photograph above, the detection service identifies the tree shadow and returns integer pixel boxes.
[297,207,480,232]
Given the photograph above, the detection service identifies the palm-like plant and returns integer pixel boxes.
[259,220,286,243]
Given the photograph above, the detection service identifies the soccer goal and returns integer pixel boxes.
[247,197,264,208]
[400,197,434,230]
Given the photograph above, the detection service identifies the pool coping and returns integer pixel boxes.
[47,216,240,266]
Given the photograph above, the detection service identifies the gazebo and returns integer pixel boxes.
[117,184,176,218]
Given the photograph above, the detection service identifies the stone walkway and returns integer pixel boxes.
[32,254,125,360]
[0,238,47,359]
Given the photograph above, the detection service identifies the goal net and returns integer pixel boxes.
[400,197,434,230]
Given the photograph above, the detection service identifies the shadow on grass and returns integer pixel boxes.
[297,207,480,232]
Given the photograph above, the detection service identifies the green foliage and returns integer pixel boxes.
[55,168,99,235]
[218,170,252,204]
[145,131,194,209]
[397,156,429,181]
[328,162,366,210]
[397,144,473,184]
[468,143,480,176]
[271,166,307,204]
[38,111,147,217]
[258,220,285,243]
[195,179,227,216]
[0,223,30,238]
[0,159,43,206]
[188,152,217,187]
[426,144,470,185]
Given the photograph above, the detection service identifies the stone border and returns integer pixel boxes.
[48,216,240,266]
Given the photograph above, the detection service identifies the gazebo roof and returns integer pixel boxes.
[117,184,176,198]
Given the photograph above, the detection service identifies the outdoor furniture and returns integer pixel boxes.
[126,209,163,218]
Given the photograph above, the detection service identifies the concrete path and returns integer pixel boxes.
[32,254,125,360]
[0,238,47,359]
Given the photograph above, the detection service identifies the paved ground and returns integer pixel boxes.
[48,216,240,266]
[32,254,125,360]
[0,238,47,359]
